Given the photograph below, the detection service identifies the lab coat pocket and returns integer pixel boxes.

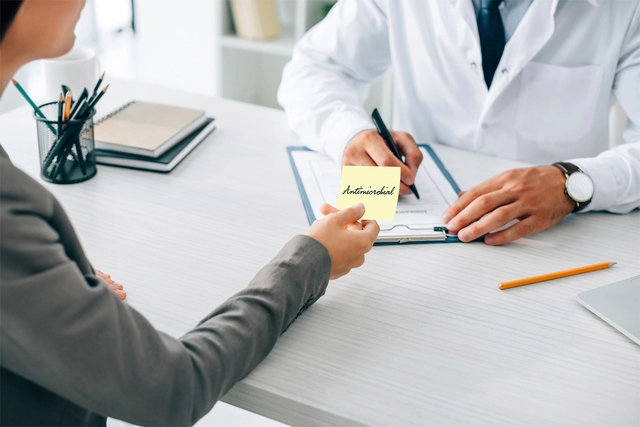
[515,62,603,142]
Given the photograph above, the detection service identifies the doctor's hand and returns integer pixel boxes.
[95,269,127,300]
[306,203,379,280]
[442,166,575,245]
[343,129,423,196]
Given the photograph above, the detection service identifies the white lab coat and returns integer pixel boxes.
[278,0,640,213]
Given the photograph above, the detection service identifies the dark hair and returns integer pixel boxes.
[1,0,23,42]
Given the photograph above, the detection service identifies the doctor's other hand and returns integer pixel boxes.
[306,203,379,280]
[95,269,127,300]
[343,129,423,196]
[442,166,575,245]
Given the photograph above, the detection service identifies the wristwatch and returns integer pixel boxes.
[552,162,594,213]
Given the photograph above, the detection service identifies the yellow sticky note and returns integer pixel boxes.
[336,166,401,220]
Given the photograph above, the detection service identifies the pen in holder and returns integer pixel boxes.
[35,102,97,184]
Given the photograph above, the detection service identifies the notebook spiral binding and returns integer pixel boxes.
[94,101,136,126]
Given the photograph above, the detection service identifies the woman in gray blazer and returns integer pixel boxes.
[0,1,379,425]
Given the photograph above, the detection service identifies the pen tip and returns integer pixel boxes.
[103,83,110,92]
[59,93,64,101]
[11,78,18,85]
[609,262,617,266]
[100,71,105,79]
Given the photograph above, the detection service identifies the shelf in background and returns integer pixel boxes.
[221,26,296,57]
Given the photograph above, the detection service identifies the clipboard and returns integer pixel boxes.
[287,144,463,245]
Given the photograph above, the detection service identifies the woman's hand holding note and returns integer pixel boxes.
[306,203,380,280]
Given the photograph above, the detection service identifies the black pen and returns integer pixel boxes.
[70,94,88,175]
[86,83,109,112]
[57,93,64,125]
[69,88,88,119]
[91,71,105,100]
[371,108,420,199]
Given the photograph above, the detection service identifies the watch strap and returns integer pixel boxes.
[553,161,582,176]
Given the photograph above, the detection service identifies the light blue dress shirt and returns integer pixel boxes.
[471,0,533,42]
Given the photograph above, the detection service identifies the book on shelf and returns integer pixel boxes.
[93,101,209,158]
[95,118,216,173]
[229,0,281,41]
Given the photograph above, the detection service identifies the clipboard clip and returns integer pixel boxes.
[381,224,448,233]
[379,224,449,243]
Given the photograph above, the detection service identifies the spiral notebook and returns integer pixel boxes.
[93,101,209,158]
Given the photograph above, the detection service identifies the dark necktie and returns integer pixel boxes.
[477,0,506,88]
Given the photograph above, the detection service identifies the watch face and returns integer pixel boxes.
[566,172,594,202]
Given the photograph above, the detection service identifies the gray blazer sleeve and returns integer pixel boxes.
[1,157,331,426]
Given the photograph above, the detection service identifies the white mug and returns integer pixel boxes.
[41,47,100,102]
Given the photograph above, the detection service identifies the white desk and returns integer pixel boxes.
[1,80,638,426]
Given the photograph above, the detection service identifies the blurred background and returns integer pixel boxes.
[0,0,392,117]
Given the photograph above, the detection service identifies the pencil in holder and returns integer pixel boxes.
[35,102,97,184]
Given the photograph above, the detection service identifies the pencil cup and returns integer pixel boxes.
[35,102,97,184]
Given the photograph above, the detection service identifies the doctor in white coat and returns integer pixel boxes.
[278,0,640,245]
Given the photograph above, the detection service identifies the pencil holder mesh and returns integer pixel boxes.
[35,102,97,184]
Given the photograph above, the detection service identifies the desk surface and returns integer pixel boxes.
[1,80,638,426]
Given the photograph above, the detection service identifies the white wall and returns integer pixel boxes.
[100,0,219,97]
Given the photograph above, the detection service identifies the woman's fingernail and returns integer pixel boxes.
[459,230,470,241]
[484,235,494,245]
[446,222,456,233]
[353,202,365,212]
[442,213,452,223]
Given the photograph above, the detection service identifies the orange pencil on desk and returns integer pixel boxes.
[499,262,617,290]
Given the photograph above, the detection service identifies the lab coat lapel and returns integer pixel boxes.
[483,0,560,113]
[447,0,480,46]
